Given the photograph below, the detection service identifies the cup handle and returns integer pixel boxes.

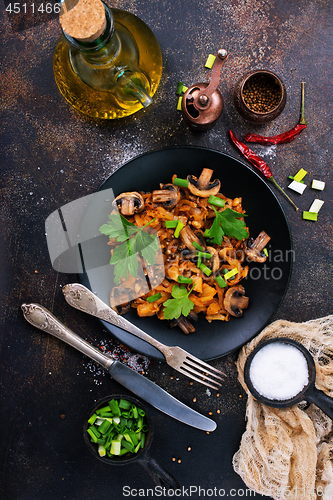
[307,385,333,420]
[138,455,179,489]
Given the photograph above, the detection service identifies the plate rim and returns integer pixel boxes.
[81,145,293,360]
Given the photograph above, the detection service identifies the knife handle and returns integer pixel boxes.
[62,283,169,357]
[21,303,114,370]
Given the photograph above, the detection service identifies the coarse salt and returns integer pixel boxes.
[249,342,309,400]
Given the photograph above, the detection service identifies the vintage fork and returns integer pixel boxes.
[63,283,225,390]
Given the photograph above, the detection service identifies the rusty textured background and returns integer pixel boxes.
[1,0,333,499]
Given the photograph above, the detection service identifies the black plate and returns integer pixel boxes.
[79,146,292,361]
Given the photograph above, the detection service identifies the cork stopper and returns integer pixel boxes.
[60,0,106,42]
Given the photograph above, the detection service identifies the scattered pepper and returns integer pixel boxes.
[244,82,307,145]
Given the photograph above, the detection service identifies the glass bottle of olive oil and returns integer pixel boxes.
[53,2,162,119]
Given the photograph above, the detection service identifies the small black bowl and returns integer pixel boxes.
[83,394,179,487]
[244,337,333,419]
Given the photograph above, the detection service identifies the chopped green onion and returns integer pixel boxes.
[302,211,317,221]
[98,411,113,418]
[165,220,179,229]
[208,195,225,208]
[86,398,149,459]
[205,54,216,69]
[224,268,238,280]
[174,221,184,238]
[96,405,111,415]
[192,241,203,252]
[200,263,212,276]
[197,251,212,259]
[110,440,121,455]
[89,425,101,439]
[197,254,202,268]
[99,419,112,435]
[87,428,98,443]
[176,81,185,95]
[308,199,324,213]
[132,405,138,420]
[311,179,325,191]
[119,399,132,410]
[134,443,141,453]
[88,413,97,425]
[121,440,135,453]
[119,447,130,456]
[177,276,193,284]
[288,175,304,183]
[173,177,189,188]
[177,96,182,111]
[109,399,120,416]
[293,168,307,183]
[98,444,106,457]
[147,292,162,303]
[215,275,227,288]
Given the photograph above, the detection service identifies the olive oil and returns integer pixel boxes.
[53,8,163,119]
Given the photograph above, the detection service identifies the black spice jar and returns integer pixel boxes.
[233,69,286,124]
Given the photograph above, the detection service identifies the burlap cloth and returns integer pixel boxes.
[233,315,333,500]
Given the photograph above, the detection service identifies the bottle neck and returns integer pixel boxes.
[61,3,119,65]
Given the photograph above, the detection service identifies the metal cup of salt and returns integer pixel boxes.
[244,337,333,419]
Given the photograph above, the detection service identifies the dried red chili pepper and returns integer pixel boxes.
[244,82,307,145]
[229,129,299,211]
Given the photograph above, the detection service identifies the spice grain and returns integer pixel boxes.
[243,74,282,113]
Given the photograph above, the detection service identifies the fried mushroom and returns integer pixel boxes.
[187,168,221,197]
[113,192,144,216]
[223,285,249,317]
[152,184,180,209]
[244,231,271,263]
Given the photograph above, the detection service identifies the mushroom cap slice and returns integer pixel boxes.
[179,225,203,251]
[113,191,144,216]
[223,285,249,317]
[152,184,180,209]
[244,230,271,263]
[187,168,221,197]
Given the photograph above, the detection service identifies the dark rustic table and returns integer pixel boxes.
[1,1,332,499]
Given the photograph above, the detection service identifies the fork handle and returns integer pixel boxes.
[62,283,170,358]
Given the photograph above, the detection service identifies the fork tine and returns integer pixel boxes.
[178,366,221,390]
[185,356,225,380]
[182,362,223,387]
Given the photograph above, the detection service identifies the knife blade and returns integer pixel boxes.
[21,303,216,432]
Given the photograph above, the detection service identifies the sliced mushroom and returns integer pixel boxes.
[179,225,203,251]
[113,192,144,216]
[187,168,221,197]
[223,285,249,317]
[169,315,196,334]
[206,246,220,274]
[152,184,180,209]
[244,230,271,263]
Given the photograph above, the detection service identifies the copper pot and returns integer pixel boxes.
[233,69,286,124]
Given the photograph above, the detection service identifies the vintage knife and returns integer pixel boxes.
[21,303,216,432]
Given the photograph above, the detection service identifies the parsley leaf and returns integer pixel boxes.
[163,284,195,320]
[99,213,159,284]
[204,207,248,244]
